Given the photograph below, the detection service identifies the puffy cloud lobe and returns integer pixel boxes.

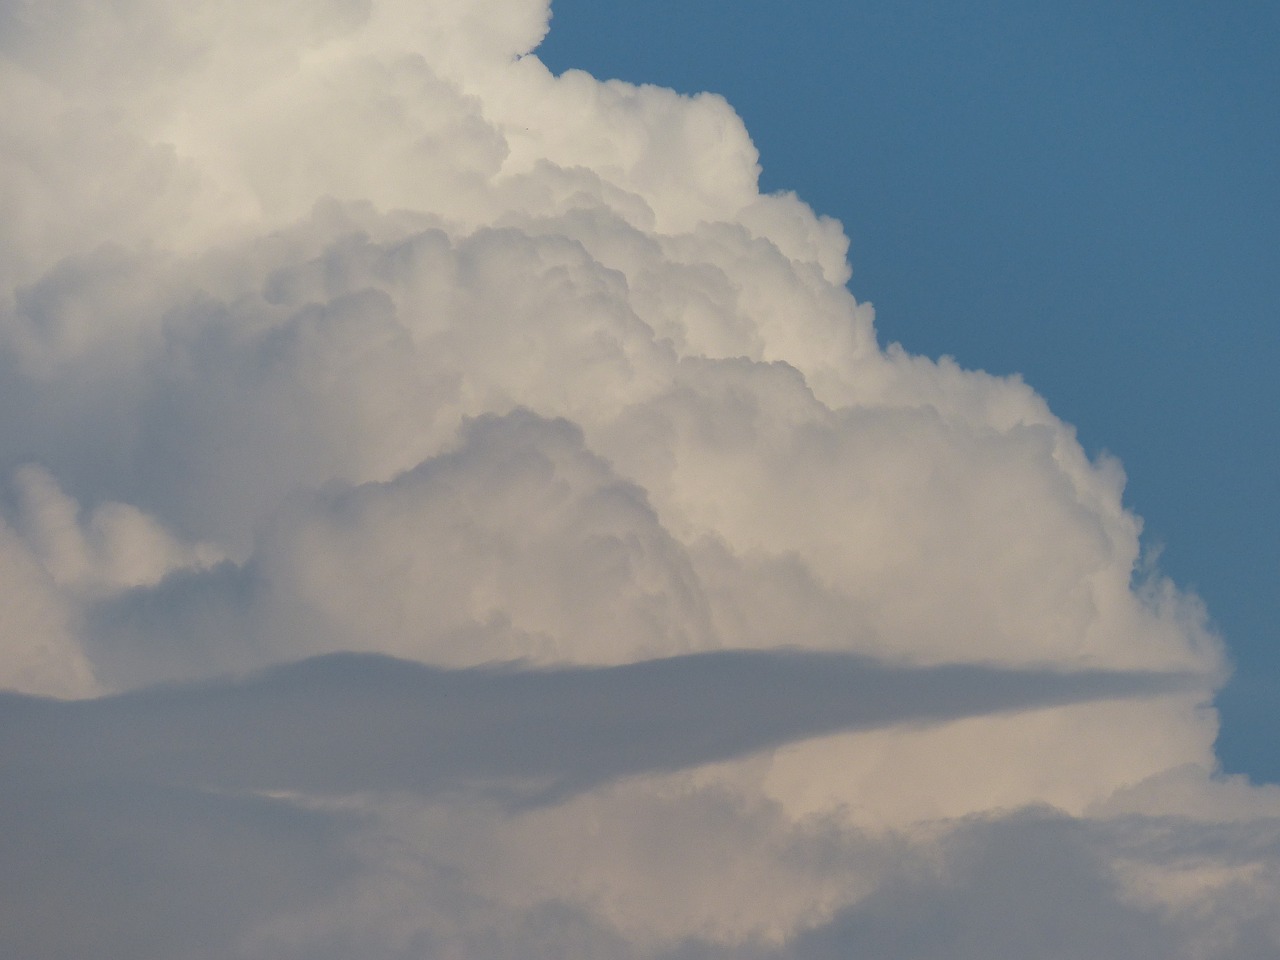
[0,515,94,697]
[0,0,1275,956]
[85,411,716,683]
[13,463,222,595]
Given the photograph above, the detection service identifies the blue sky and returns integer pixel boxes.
[538,0,1280,781]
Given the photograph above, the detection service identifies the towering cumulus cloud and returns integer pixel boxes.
[1,0,1277,957]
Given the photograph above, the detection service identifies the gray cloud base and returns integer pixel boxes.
[0,651,1232,960]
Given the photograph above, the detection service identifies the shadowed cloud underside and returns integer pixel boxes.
[3,649,1202,800]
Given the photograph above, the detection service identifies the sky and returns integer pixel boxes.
[535,0,1280,782]
[2,1,1280,958]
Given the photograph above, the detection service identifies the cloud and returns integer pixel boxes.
[0,780,359,960]
[3,649,1200,802]
[0,0,1276,956]
[743,810,1280,960]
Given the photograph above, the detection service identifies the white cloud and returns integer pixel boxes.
[0,0,1275,955]
[0,513,95,697]
[13,463,222,594]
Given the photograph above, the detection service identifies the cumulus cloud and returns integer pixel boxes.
[0,0,1275,956]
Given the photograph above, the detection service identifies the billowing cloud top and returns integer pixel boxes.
[1,0,1276,957]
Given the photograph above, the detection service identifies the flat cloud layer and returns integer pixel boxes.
[3,650,1200,801]
[1,0,1277,956]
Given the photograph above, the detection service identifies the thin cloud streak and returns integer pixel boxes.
[2,649,1204,801]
